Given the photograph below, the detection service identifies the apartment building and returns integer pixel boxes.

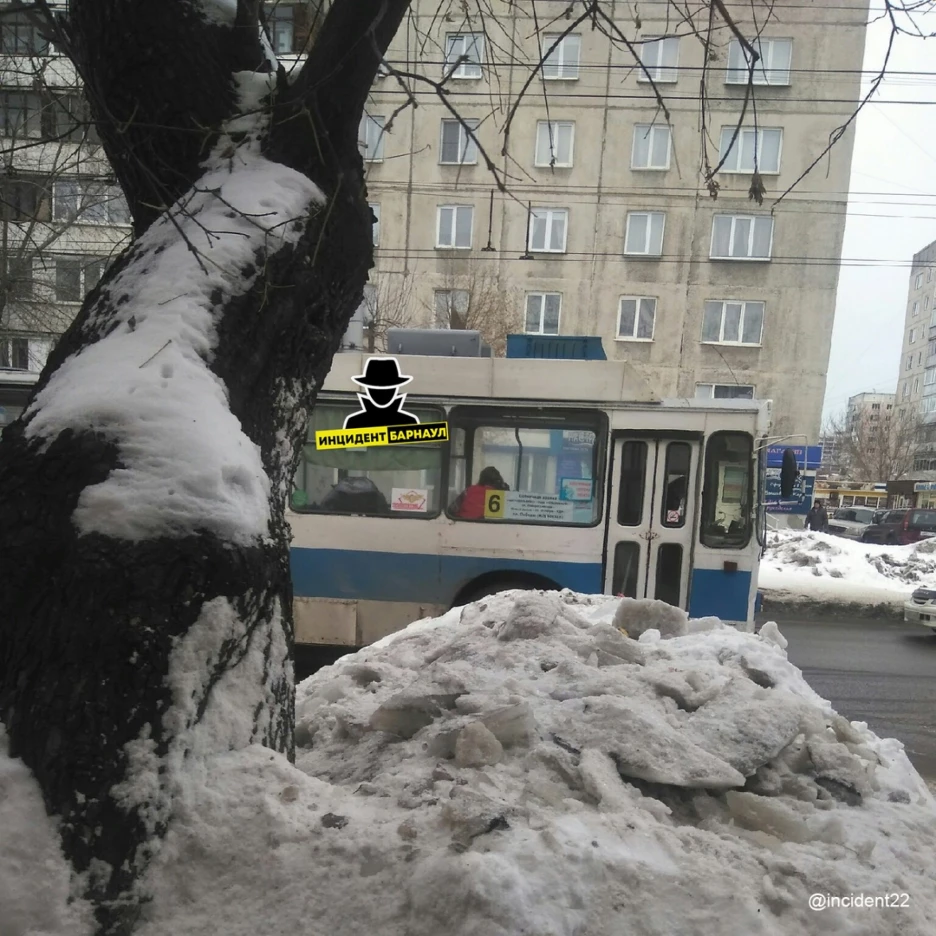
[358,0,869,441]
[0,3,131,428]
[895,238,936,473]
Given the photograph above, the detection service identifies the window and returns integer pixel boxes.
[534,121,574,168]
[695,384,755,400]
[525,293,561,334]
[930,268,933,283]
[445,408,603,526]
[0,178,45,222]
[617,297,656,341]
[369,203,380,246]
[701,431,753,547]
[434,289,470,329]
[718,127,782,173]
[436,205,473,249]
[624,212,665,256]
[444,33,484,79]
[916,272,925,290]
[0,91,42,138]
[541,34,581,79]
[919,350,924,367]
[661,442,691,528]
[911,328,917,344]
[266,3,295,54]
[907,354,914,372]
[726,38,792,86]
[358,114,386,161]
[439,119,479,165]
[54,256,107,302]
[926,297,930,313]
[291,403,445,517]
[914,376,921,395]
[0,337,30,370]
[2,256,33,300]
[632,125,671,169]
[925,366,936,386]
[914,300,921,317]
[638,37,679,83]
[1,14,48,55]
[528,208,568,253]
[52,180,129,224]
[47,94,99,144]
[903,381,911,399]
[702,300,764,346]
[711,214,773,260]
[617,440,648,527]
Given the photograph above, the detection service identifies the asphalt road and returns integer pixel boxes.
[765,616,936,780]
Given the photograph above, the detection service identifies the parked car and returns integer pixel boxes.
[904,586,936,629]
[861,508,936,545]
[827,506,876,540]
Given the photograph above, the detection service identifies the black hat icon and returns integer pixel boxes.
[351,357,413,388]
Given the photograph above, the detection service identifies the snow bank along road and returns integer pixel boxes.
[3,591,936,935]
[760,530,936,615]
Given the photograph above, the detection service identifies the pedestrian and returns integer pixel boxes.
[805,498,829,532]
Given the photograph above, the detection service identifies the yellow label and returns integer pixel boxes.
[315,421,449,451]
[484,489,506,519]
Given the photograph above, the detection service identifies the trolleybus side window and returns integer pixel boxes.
[661,441,691,528]
[291,403,445,517]
[701,431,753,547]
[446,408,604,525]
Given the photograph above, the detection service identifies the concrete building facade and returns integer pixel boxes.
[359,0,869,441]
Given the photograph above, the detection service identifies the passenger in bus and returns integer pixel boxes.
[318,476,390,514]
[450,466,509,519]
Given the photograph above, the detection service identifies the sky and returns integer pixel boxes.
[823,6,936,422]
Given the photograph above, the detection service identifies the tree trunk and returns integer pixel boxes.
[0,1,408,931]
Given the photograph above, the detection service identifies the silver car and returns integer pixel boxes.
[905,587,936,629]
[827,506,876,540]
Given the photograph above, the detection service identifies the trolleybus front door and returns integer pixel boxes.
[603,434,701,609]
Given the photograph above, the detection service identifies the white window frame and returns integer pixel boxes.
[369,203,380,246]
[702,300,765,346]
[718,127,782,174]
[524,292,561,335]
[911,328,917,344]
[436,204,473,249]
[0,336,30,371]
[444,33,484,79]
[52,180,130,225]
[541,34,581,80]
[631,124,671,170]
[534,121,575,168]
[695,383,756,400]
[726,38,792,86]
[53,255,106,303]
[616,296,656,341]
[623,212,665,257]
[916,272,925,289]
[710,214,774,261]
[638,37,679,83]
[528,207,568,253]
[913,300,920,317]
[439,118,479,165]
[358,114,386,162]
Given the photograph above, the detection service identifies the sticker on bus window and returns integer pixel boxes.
[666,509,682,524]
[391,488,428,512]
[559,478,593,502]
[503,491,573,523]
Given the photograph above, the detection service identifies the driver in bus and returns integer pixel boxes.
[450,466,510,519]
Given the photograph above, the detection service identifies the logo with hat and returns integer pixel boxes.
[344,357,418,430]
[313,356,449,451]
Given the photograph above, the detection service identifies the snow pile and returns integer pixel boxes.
[118,591,935,935]
[760,530,936,609]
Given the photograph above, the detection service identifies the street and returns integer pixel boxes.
[766,616,936,780]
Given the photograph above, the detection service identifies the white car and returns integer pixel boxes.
[904,587,936,629]
[826,506,876,540]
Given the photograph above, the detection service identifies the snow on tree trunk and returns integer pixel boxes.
[0,0,409,931]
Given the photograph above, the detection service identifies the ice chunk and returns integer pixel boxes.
[758,621,788,649]
[455,722,504,768]
[495,593,583,641]
[725,791,814,843]
[479,703,536,748]
[613,597,689,639]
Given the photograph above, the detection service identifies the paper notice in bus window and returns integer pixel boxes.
[391,488,428,512]
[503,491,573,523]
[559,478,593,502]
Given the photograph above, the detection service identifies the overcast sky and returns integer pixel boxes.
[823,7,936,422]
